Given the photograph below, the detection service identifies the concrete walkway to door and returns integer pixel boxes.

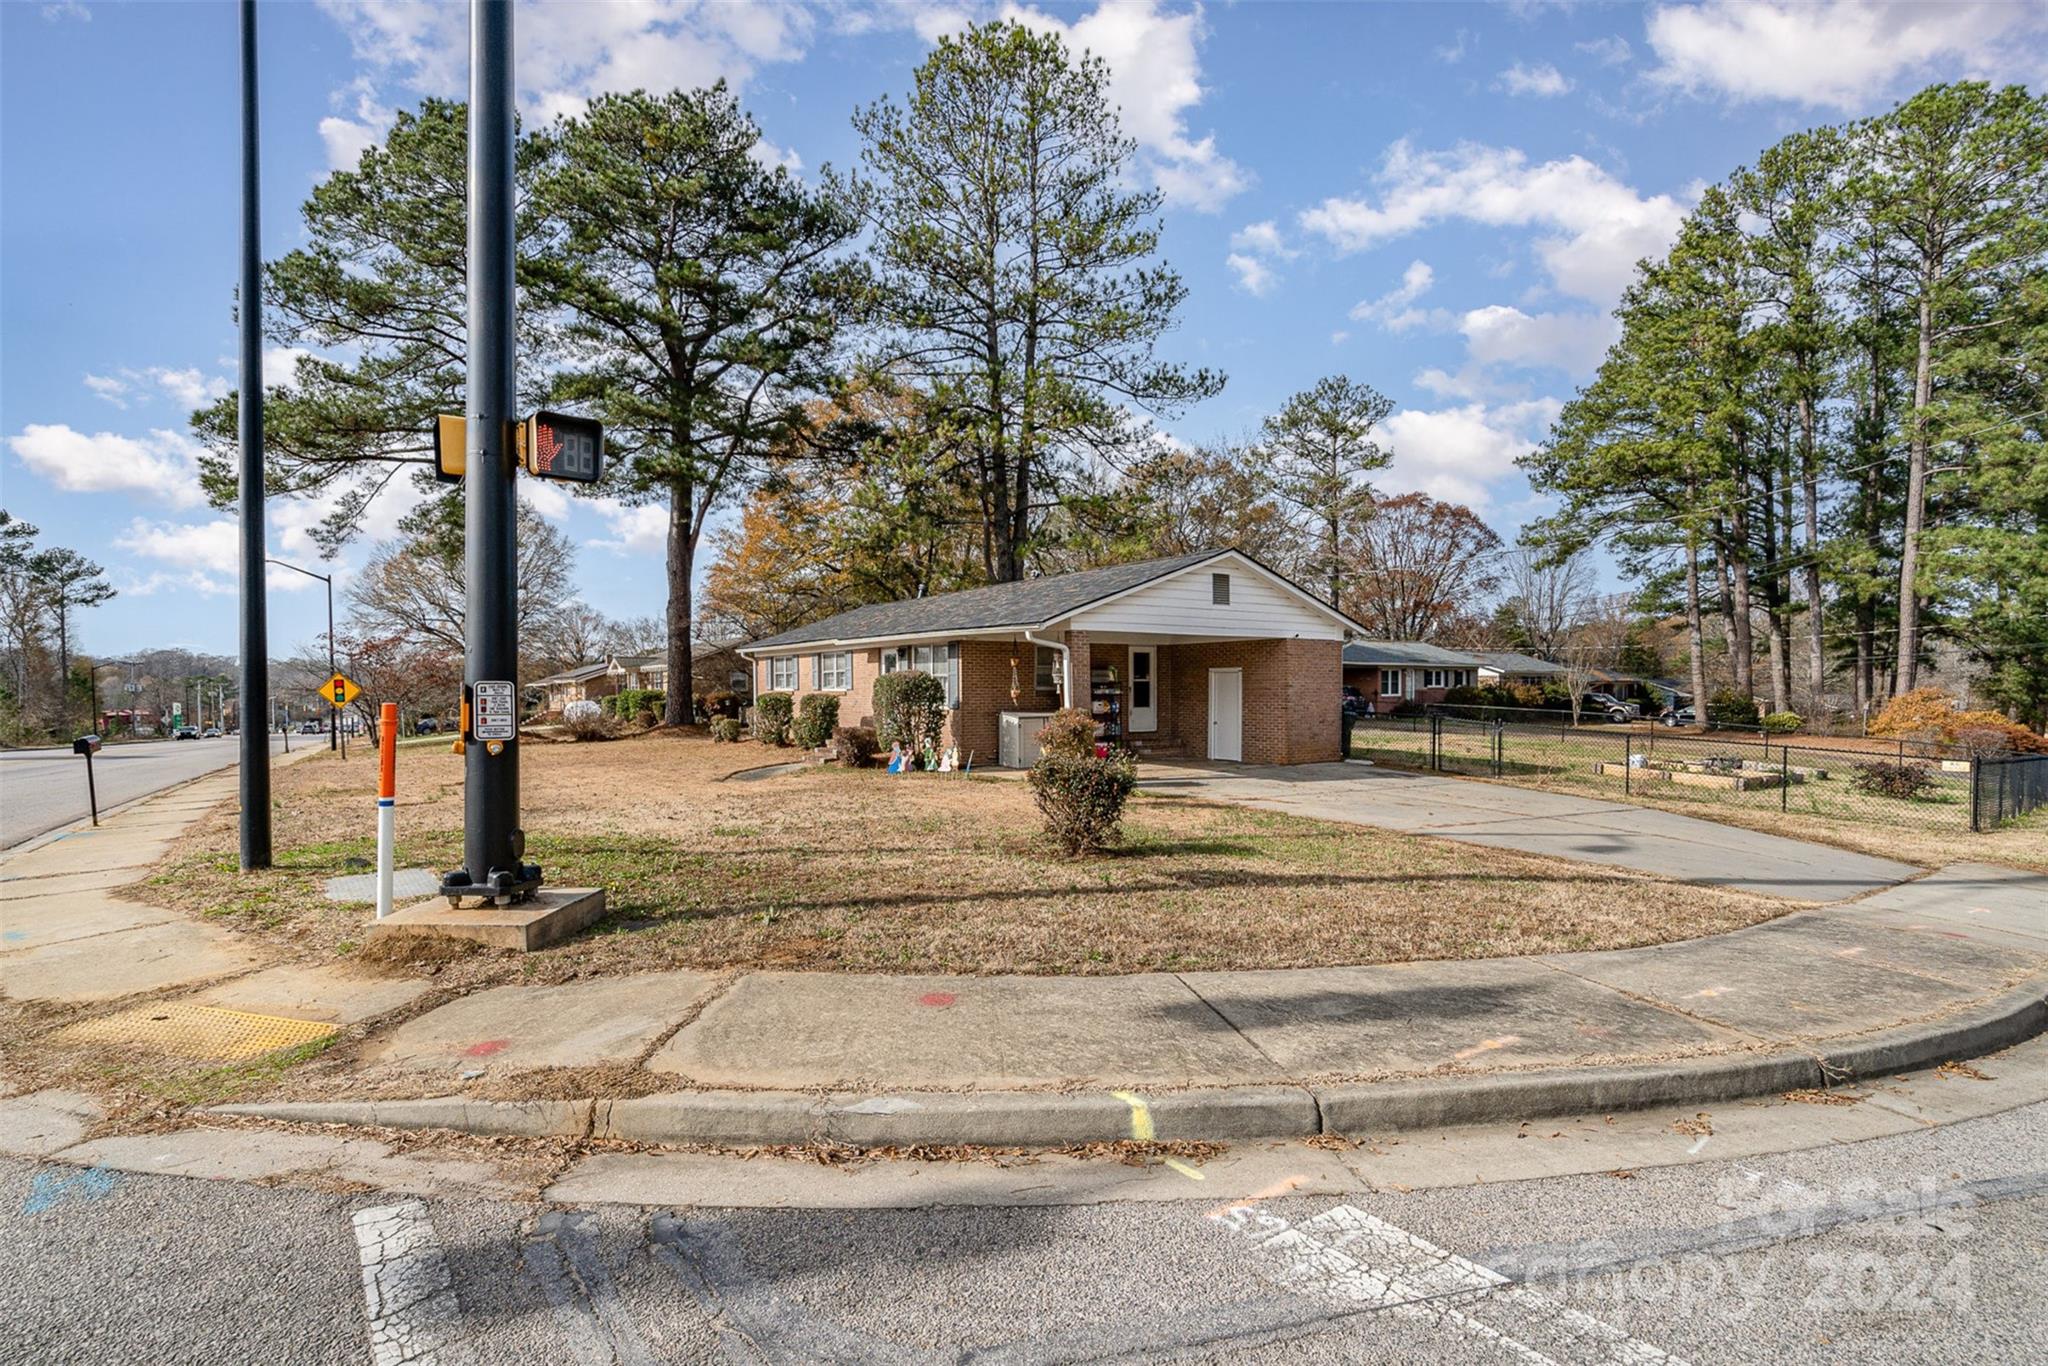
[1139,761,1923,902]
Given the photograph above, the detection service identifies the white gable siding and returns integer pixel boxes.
[1070,562,1344,639]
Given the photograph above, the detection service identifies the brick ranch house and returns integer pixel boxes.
[1341,640,1490,712]
[739,549,1364,766]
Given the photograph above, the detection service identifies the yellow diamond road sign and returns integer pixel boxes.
[322,673,361,709]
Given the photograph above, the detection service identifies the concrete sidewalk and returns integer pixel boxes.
[214,861,2048,1146]
[8,750,2043,1150]
[1141,761,1922,901]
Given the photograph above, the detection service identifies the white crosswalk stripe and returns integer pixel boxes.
[352,1200,478,1366]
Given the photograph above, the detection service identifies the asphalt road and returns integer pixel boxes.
[0,733,296,850]
[6,1099,2042,1364]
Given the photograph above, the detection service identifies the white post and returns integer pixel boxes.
[375,800,395,919]
[375,701,396,918]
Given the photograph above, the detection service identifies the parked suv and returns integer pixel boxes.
[1342,686,1374,718]
[1580,691,1641,723]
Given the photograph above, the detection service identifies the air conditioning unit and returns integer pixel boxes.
[999,711,1056,768]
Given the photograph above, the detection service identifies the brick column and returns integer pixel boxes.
[1062,630,1092,712]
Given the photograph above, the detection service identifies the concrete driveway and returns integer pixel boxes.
[1139,760,1923,902]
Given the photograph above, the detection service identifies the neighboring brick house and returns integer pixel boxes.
[1341,641,1484,712]
[739,549,1361,766]
[533,662,615,714]
[1470,651,1567,690]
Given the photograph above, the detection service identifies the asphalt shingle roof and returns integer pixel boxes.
[744,550,1232,651]
[1340,641,1484,667]
[1469,650,1565,676]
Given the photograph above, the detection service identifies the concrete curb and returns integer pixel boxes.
[207,975,2047,1148]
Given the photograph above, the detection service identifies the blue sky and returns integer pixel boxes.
[5,0,2045,659]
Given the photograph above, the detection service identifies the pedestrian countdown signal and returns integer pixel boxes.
[520,410,603,483]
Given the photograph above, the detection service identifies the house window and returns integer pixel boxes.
[768,656,798,691]
[815,652,852,691]
[1379,669,1401,696]
[1421,668,1473,690]
[910,644,959,707]
[1211,572,1231,605]
[1034,646,1059,693]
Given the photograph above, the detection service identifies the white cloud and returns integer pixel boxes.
[748,137,804,174]
[1001,0,1248,212]
[112,517,318,597]
[1349,259,1438,330]
[1437,28,1473,64]
[83,373,129,407]
[1497,61,1573,97]
[1299,139,1688,306]
[41,1,90,21]
[591,497,670,557]
[1230,220,1294,258]
[521,482,573,523]
[1575,35,1632,66]
[1226,252,1278,297]
[315,0,816,137]
[1644,0,2048,110]
[1329,330,1350,346]
[7,424,207,506]
[1458,304,1617,377]
[263,347,316,388]
[1380,398,1561,510]
[147,367,229,409]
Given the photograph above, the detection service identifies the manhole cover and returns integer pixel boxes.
[52,1002,336,1061]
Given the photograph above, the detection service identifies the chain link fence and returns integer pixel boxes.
[1351,707,2043,834]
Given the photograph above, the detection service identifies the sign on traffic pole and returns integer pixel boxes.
[320,673,361,710]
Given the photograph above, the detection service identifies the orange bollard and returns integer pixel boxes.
[375,701,398,918]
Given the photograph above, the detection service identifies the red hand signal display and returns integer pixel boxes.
[523,411,602,483]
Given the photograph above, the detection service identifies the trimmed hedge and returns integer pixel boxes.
[753,691,794,745]
[872,670,947,756]
[1028,749,1138,854]
[709,716,743,743]
[1706,690,1759,729]
[1036,707,1099,760]
[793,693,840,749]
[1762,711,1803,734]
[831,725,879,767]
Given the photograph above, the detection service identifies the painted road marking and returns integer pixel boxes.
[1111,1090,1206,1180]
[353,1200,477,1366]
[523,1211,658,1366]
[22,1166,118,1214]
[1214,1201,1686,1365]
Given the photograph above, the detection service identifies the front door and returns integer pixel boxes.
[1207,667,1242,762]
[1129,647,1157,732]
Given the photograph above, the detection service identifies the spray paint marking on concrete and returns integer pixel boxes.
[22,1166,119,1214]
[352,1199,477,1366]
[1112,1090,1206,1181]
[1212,1201,1686,1365]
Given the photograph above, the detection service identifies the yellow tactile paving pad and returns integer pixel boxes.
[52,1002,337,1061]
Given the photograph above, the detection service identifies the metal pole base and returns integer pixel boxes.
[438,863,544,908]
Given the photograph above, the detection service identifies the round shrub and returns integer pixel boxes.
[709,716,743,743]
[1028,750,1138,855]
[872,670,947,755]
[561,700,611,740]
[753,691,794,745]
[1035,707,1099,760]
[793,693,840,749]
[1705,690,1759,729]
[831,724,879,767]
[1850,760,1933,801]
[1761,711,1803,734]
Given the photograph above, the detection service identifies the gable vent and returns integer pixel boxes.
[1211,572,1230,605]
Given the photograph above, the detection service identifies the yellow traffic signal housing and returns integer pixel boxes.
[433,414,465,485]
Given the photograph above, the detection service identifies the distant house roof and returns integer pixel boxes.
[608,653,664,671]
[1341,641,1483,668]
[533,662,610,687]
[742,550,1357,652]
[1470,651,1565,677]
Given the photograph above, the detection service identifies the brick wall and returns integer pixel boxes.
[1168,638,1341,764]
[756,634,1340,766]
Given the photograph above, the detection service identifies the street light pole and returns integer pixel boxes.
[237,0,273,866]
[267,557,336,752]
[442,0,536,906]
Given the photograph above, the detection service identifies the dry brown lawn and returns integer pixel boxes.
[126,730,1795,987]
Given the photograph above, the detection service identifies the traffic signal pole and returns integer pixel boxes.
[236,0,272,869]
[443,0,538,905]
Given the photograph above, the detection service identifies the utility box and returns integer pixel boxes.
[998,711,1056,768]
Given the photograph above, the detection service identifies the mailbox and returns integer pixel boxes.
[73,734,102,756]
